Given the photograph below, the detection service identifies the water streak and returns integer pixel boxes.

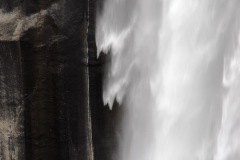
[96,0,240,159]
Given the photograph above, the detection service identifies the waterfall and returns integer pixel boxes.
[96,0,240,160]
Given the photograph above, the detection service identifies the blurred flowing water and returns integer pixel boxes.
[96,0,240,160]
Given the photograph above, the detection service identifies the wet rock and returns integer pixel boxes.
[0,0,120,160]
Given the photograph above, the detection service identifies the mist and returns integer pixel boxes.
[96,0,240,160]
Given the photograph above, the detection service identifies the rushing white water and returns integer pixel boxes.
[96,0,240,160]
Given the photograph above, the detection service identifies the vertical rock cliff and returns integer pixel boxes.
[0,42,24,160]
[0,0,120,160]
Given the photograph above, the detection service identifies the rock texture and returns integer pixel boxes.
[0,0,120,160]
[0,42,24,160]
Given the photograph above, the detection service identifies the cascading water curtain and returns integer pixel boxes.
[96,0,240,160]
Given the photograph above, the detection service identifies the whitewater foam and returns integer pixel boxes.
[97,0,240,160]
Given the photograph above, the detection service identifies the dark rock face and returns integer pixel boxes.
[23,0,58,15]
[0,42,24,160]
[88,1,123,160]
[62,0,90,159]
[0,0,22,11]
[20,18,64,160]
[0,0,121,160]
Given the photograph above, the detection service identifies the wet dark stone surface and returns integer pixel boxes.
[0,41,25,160]
[0,0,22,11]
[88,0,122,160]
[0,0,121,160]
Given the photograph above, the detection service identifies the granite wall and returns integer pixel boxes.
[0,0,120,160]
